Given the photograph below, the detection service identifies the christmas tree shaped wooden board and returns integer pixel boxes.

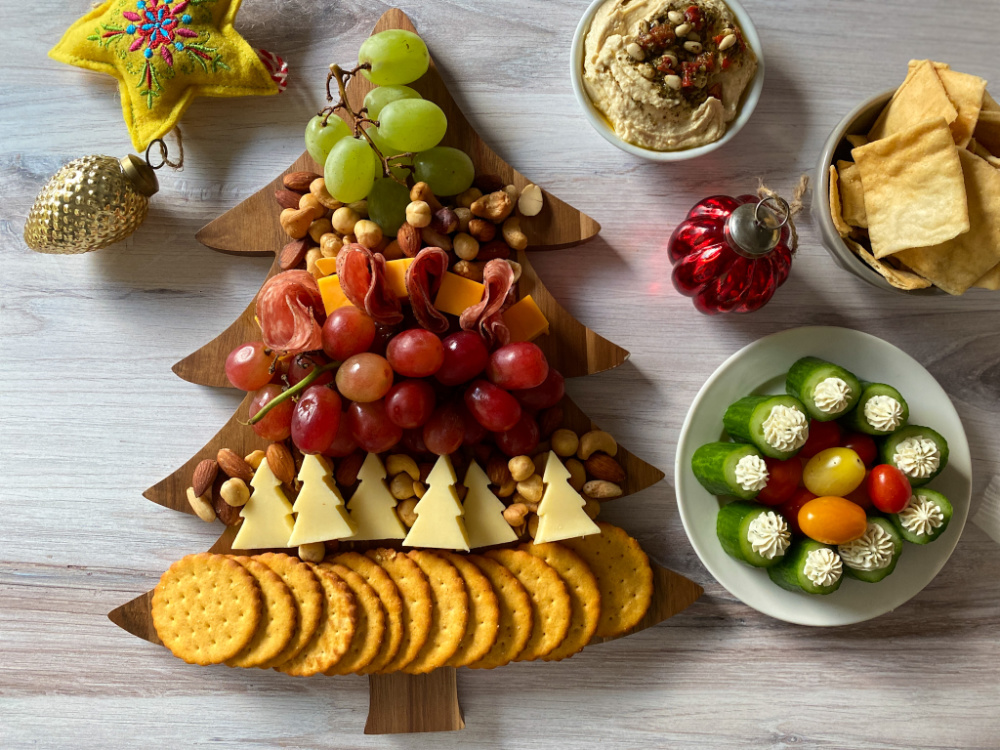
[111,8,703,736]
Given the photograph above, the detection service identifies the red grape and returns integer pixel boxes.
[842,432,878,466]
[464,379,522,432]
[322,306,376,361]
[495,412,540,457]
[385,379,436,429]
[225,341,276,391]
[291,385,342,454]
[423,402,466,456]
[248,384,294,441]
[435,331,489,386]
[368,322,398,356]
[460,403,489,446]
[487,342,549,390]
[287,352,334,386]
[336,353,394,402]
[402,428,431,456]
[512,368,565,410]
[322,411,358,458]
[347,399,403,453]
[387,329,445,378]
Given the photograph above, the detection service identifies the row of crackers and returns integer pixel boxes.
[150,522,654,674]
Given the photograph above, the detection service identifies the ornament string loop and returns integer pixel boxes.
[145,127,185,170]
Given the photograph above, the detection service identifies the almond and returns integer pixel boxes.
[217,448,254,482]
[212,491,243,526]
[397,222,421,258]
[477,239,511,261]
[275,189,303,210]
[279,237,312,270]
[336,450,365,487]
[487,454,513,487]
[283,171,322,192]
[584,453,626,484]
[192,459,218,498]
[267,442,295,486]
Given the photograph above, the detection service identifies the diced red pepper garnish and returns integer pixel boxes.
[685,5,703,29]
[721,56,732,70]
[656,57,675,74]
[713,34,725,45]
[681,60,700,88]
[708,83,723,101]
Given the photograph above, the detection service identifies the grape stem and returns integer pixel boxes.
[320,63,414,186]
[246,362,340,426]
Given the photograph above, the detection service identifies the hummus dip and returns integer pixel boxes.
[583,0,757,151]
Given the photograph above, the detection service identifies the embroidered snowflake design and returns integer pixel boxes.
[122,0,198,65]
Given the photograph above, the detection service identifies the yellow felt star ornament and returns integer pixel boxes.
[50,0,279,150]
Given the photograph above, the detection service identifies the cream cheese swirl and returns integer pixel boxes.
[803,548,842,587]
[897,494,945,537]
[762,405,809,452]
[893,436,941,480]
[839,522,895,571]
[746,511,790,560]
[734,454,769,492]
[864,395,904,432]
[813,377,852,415]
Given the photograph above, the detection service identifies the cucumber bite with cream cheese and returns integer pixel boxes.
[786,357,862,422]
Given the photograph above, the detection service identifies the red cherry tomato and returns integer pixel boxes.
[756,457,803,506]
[844,475,874,511]
[842,432,878,466]
[779,488,816,536]
[799,419,842,458]
[867,464,912,513]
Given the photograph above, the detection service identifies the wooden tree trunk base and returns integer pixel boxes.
[366,670,464,734]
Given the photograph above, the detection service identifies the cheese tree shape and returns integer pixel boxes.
[232,457,295,549]
[403,455,470,551]
[534,451,601,545]
[346,452,407,541]
[461,461,517,549]
[288,454,357,546]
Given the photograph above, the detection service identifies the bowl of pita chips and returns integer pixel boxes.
[816,60,1000,296]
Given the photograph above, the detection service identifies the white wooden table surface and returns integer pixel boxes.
[2,0,999,747]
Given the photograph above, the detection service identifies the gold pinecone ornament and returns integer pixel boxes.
[24,154,159,254]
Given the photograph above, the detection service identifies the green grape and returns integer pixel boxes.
[324,137,377,203]
[367,178,411,237]
[304,115,351,167]
[378,100,448,153]
[359,30,429,86]
[366,127,414,181]
[414,147,475,196]
[364,85,421,119]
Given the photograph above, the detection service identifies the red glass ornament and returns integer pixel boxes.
[668,194,794,314]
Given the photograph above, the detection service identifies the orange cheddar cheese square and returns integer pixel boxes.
[384,258,415,299]
[502,295,549,342]
[315,257,338,277]
[433,272,485,317]
[318,275,350,315]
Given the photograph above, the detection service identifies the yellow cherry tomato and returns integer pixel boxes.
[798,496,868,545]
[802,447,866,497]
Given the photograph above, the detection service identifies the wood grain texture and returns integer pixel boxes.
[2,0,1000,748]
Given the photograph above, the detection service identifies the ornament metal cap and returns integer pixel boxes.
[120,154,159,197]
[726,196,790,258]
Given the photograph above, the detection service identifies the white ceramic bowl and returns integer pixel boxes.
[569,0,765,161]
[675,326,971,627]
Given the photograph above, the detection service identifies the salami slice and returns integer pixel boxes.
[405,247,451,333]
[459,259,515,347]
[256,270,325,356]
[336,243,404,325]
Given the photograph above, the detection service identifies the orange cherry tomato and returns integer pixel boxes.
[798,496,868,545]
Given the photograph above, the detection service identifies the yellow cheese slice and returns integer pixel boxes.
[287,454,357,546]
[502,295,549,342]
[384,258,415,299]
[315,257,338,277]
[461,461,518,549]
[232,458,295,550]
[433,273,485,317]
[345,453,408,541]
[403,455,471,551]
[533,451,601,545]
[317,274,351,315]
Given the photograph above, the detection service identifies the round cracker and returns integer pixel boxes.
[226,557,298,668]
[254,553,324,669]
[521,542,601,662]
[321,563,386,675]
[332,551,404,675]
[439,552,499,668]
[485,548,570,661]
[152,553,261,666]
[560,523,653,638]
[366,548,432,673]
[465,554,533,670]
[401,551,469,674]
[278,564,357,676]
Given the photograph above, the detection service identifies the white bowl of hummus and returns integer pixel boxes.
[571,0,763,160]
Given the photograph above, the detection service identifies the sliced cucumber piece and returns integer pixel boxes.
[786,357,862,421]
[889,488,953,544]
[716,501,790,568]
[880,425,949,487]
[843,382,909,436]
[692,442,766,500]
[768,540,843,595]
[839,517,903,583]
[723,395,809,460]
